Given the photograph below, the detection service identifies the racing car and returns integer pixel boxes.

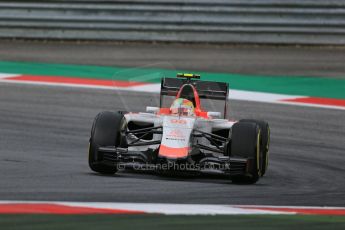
[88,73,270,184]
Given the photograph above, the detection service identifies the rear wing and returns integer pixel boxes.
[160,77,229,100]
[160,77,229,118]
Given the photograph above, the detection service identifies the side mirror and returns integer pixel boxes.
[146,106,159,114]
[207,111,221,119]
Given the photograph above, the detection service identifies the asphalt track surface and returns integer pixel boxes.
[0,41,344,206]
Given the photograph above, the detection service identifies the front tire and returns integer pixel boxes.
[88,111,124,175]
[230,122,262,184]
[240,119,270,176]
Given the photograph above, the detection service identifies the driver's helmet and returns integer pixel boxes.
[170,98,195,116]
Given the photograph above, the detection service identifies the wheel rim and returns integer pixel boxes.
[256,130,261,177]
[265,127,270,172]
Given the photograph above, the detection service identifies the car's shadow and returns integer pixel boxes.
[86,169,267,186]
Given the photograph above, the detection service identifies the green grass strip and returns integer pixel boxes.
[0,214,344,230]
[0,61,344,99]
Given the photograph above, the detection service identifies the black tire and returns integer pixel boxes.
[89,111,124,175]
[240,119,270,176]
[230,122,261,184]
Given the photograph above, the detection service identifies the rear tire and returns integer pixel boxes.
[230,122,261,184]
[240,119,270,176]
[88,111,124,175]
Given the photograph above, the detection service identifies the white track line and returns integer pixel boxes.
[0,73,20,79]
[0,201,291,215]
[0,201,344,215]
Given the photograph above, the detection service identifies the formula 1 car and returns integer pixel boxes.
[88,73,270,184]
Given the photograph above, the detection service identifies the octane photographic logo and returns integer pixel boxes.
[116,162,230,172]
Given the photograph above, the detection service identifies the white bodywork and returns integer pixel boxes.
[124,112,236,158]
